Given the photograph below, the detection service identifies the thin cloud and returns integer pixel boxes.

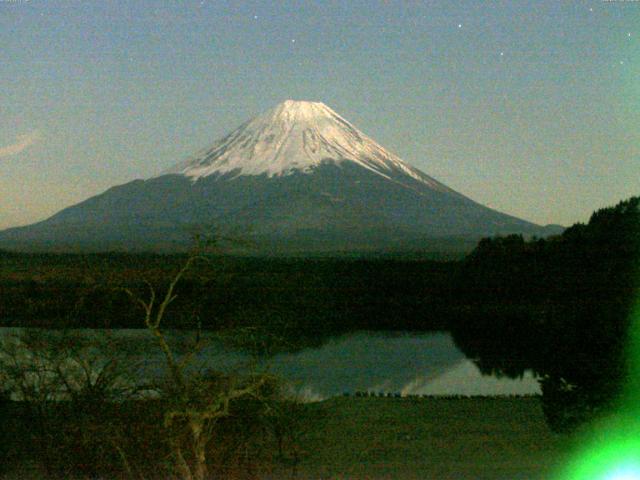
[0,131,42,159]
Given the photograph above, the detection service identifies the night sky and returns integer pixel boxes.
[1,0,638,229]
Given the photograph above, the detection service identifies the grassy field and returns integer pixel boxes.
[271,396,572,480]
[1,396,576,480]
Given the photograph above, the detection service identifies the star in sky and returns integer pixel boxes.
[2,0,637,231]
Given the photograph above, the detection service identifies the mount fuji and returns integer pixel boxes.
[0,100,560,253]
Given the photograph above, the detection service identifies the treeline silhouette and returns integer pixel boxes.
[0,252,456,350]
[451,196,639,430]
[1,196,637,430]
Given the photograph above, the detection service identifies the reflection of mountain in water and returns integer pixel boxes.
[268,332,539,400]
[0,329,540,401]
[402,359,539,397]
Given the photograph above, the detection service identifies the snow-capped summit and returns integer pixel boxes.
[165,100,451,193]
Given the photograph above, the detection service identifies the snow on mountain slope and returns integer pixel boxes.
[164,100,452,193]
[0,99,560,253]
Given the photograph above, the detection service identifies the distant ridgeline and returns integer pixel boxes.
[0,252,458,350]
[451,196,640,431]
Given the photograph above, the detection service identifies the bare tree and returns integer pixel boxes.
[122,254,276,480]
[0,245,288,479]
[0,327,140,478]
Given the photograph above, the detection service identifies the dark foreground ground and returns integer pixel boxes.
[275,396,570,480]
[2,396,573,480]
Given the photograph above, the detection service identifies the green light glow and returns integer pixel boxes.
[556,416,640,479]
[605,469,640,480]
[556,294,640,479]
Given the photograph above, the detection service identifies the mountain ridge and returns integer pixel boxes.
[0,100,563,253]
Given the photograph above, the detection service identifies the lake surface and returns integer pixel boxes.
[0,328,539,401]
